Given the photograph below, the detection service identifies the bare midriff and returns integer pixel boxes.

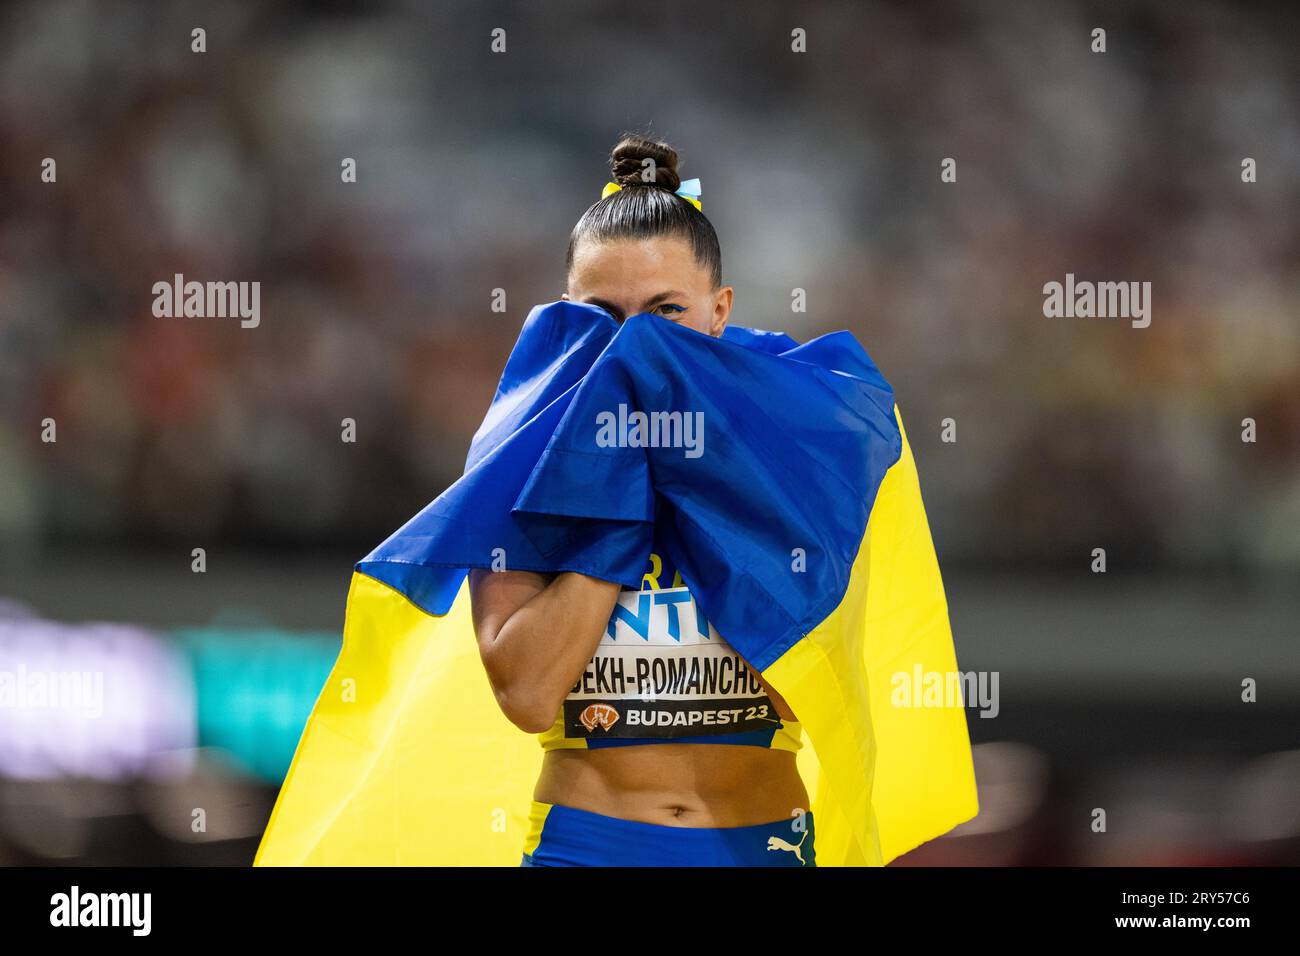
[533,744,810,828]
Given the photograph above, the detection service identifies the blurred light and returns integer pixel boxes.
[1072,761,1248,866]
[956,741,1050,836]
[1227,749,1300,843]
[178,627,339,783]
[894,741,1051,866]
[0,617,196,780]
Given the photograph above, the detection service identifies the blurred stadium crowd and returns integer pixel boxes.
[0,0,1296,864]
[1,0,1296,564]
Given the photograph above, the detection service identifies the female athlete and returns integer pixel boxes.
[468,133,815,867]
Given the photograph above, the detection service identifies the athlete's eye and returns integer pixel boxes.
[653,303,686,317]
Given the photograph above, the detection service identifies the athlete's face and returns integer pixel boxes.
[564,236,732,337]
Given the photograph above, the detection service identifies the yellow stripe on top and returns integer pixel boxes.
[537,713,588,750]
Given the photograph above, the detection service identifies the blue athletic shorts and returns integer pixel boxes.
[519,800,816,867]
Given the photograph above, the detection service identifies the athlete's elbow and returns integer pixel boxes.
[478,644,558,733]
[496,689,554,734]
[488,679,555,734]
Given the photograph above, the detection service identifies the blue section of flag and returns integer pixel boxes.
[358,300,900,673]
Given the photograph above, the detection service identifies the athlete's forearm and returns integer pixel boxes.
[469,569,621,733]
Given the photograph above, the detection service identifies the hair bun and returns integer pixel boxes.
[609,134,682,192]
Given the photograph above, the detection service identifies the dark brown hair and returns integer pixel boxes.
[565,133,722,288]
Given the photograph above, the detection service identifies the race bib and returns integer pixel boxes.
[559,585,781,740]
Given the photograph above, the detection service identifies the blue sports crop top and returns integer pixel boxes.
[538,549,803,753]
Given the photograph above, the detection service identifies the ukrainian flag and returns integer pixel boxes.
[254,302,978,866]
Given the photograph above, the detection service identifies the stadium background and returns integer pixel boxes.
[0,0,1297,864]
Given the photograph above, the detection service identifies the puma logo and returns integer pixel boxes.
[766,830,809,864]
[579,703,620,732]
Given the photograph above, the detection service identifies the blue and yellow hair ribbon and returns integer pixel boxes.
[602,176,703,211]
